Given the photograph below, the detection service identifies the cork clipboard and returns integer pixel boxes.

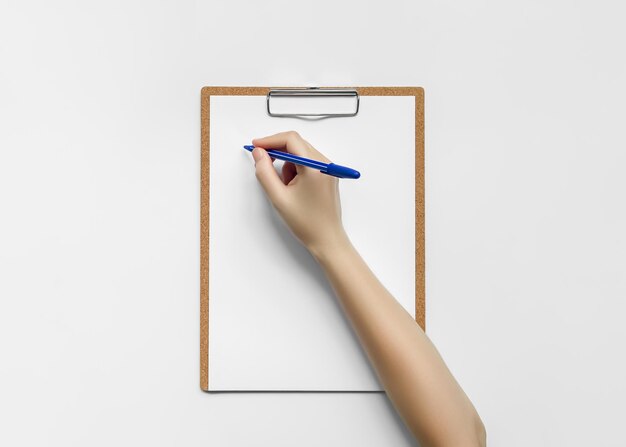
[200,86,425,391]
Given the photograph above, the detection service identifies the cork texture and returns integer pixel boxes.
[200,87,425,390]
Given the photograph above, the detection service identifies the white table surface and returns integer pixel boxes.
[1,1,625,446]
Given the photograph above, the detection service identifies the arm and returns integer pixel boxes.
[250,131,486,447]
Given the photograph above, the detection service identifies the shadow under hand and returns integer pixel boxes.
[261,196,334,305]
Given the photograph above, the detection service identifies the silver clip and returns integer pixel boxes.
[267,87,360,118]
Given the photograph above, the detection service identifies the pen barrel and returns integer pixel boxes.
[244,146,359,179]
[266,149,327,170]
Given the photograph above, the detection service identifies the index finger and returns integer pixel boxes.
[252,131,330,163]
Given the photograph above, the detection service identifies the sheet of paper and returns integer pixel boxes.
[209,95,416,391]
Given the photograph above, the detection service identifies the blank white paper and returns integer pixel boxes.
[209,95,416,391]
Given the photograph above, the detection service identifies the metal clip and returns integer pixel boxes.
[266,87,360,118]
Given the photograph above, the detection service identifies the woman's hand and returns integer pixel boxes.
[250,131,349,257]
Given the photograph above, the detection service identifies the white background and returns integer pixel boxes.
[1,0,625,446]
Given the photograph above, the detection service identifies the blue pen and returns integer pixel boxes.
[243,145,360,179]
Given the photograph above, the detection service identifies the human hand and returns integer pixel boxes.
[250,131,349,257]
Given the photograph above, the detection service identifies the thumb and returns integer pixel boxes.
[252,148,285,204]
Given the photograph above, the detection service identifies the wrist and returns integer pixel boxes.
[308,229,353,266]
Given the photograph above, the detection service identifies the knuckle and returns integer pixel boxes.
[286,130,302,142]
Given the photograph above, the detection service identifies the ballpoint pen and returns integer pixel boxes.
[243,145,360,179]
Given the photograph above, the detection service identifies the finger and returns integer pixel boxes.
[252,131,310,158]
[281,161,298,185]
[252,148,286,205]
[253,131,332,164]
[300,137,331,163]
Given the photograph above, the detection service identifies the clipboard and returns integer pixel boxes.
[200,86,425,391]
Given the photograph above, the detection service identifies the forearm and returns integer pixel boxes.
[311,239,486,447]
